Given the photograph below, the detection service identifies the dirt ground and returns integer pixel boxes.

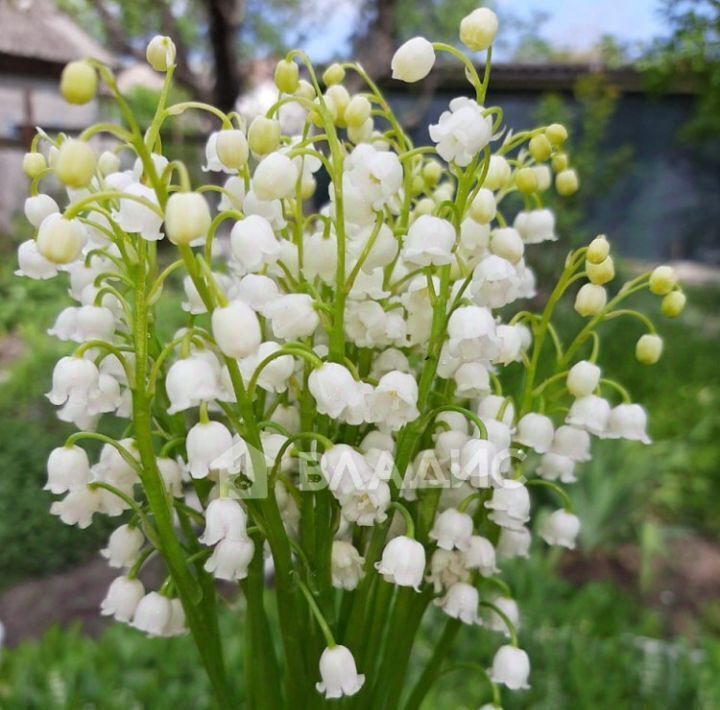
[1,534,719,648]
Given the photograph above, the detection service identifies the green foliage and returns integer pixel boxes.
[640,0,720,143]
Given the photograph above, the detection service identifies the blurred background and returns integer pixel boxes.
[0,0,719,707]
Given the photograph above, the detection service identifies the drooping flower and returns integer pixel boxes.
[315,645,365,699]
[429,97,493,166]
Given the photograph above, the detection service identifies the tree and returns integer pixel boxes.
[641,0,720,142]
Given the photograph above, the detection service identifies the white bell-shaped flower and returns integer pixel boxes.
[309,363,368,422]
[265,294,319,340]
[435,581,480,624]
[100,576,145,623]
[427,549,470,593]
[320,444,374,498]
[391,37,435,83]
[402,215,456,266]
[429,97,493,167]
[230,215,282,274]
[200,498,248,545]
[50,486,102,528]
[45,445,91,494]
[24,194,59,227]
[471,254,520,309]
[539,509,581,549]
[462,535,499,576]
[157,456,185,497]
[211,300,262,359]
[72,305,115,343]
[331,540,365,591]
[165,356,221,414]
[494,324,526,365]
[484,596,520,636]
[566,394,611,436]
[112,182,163,240]
[101,524,144,568]
[315,645,365,699]
[234,274,280,316]
[47,356,100,408]
[551,425,592,462]
[131,591,173,637]
[253,152,298,201]
[489,645,531,690]
[485,482,531,530]
[514,208,557,243]
[369,370,420,431]
[566,360,601,397]
[453,361,491,398]
[459,438,499,488]
[429,508,474,551]
[186,421,234,479]
[345,144,402,210]
[15,239,59,280]
[536,452,576,483]
[606,403,651,444]
[376,535,426,590]
[515,413,554,454]
[497,526,532,559]
[204,537,255,581]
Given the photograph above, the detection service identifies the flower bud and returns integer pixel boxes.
[216,129,249,170]
[98,150,121,176]
[55,139,96,188]
[587,234,610,264]
[469,188,496,223]
[60,60,97,104]
[36,214,85,264]
[253,152,299,201]
[391,37,436,83]
[529,133,552,162]
[295,79,316,100]
[248,116,281,155]
[490,227,524,264]
[661,290,686,318]
[514,167,538,194]
[24,194,58,228]
[556,168,579,196]
[325,84,350,125]
[586,256,615,285]
[23,152,46,178]
[164,192,211,245]
[345,95,372,128]
[459,8,499,51]
[212,300,262,359]
[551,151,569,172]
[574,283,606,317]
[422,160,443,187]
[146,35,176,72]
[274,59,299,93]
[635,334,663,364]
[566,360,601,397]
[484,155,511,190]
[649,265,677,296]
[545,123,568,145]
[323,62,346,86]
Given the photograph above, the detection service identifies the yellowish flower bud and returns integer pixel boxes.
[146,35,176,72]
[485,155,511,190]
[574,283,607,317]
[533,165,552,192]
[515,167,538,194]
[556,169,579,196]
[300,175,317,200]
[661,291,686,318]
[216,130,249,170]
[551,152,569,172]
[587,235,610,264]
[345,95,372,128]
[248,116,281,156]
[347,118,374,144]
[635,334,663,364]
[459,8,499,52]
[55,139,96,188]
[310,95,338,128]
[325,85,350,126]
[323,63,346,86]
[60,61,97,105]
[649,265,678,296]
[545,123,568,146]
[529,133,552,163]
[23,152,46,179]
[36,215,85,264]
[295,79,316,101]
[469,188,496,223]
[422,160,443,188]
[274,59,300,93]
[98,150,121,176]
[415,198,435,216]
[586,256,615,285]
[164,192,211,246]
[410,175,425,196]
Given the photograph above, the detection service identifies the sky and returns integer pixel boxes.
[301,0,668,62]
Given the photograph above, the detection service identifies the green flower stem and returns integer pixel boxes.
[389,501,416,538]
[64,190,163,221]
[599,377,632,403]
[434,662,502,707]
[526,478,573,512]
[403,619,462,710]
[479,601,519,646]
[296,578,336,648]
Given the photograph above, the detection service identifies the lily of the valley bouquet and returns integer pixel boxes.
[16,6,685,708]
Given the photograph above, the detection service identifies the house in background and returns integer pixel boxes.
[0,0,115,235]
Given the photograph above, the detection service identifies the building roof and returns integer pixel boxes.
[0,0,115,75]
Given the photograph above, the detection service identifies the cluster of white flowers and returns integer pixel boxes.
[18,7,683,706]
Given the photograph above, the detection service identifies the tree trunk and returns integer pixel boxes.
[355,0,398,80]
[204,0,244,111]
